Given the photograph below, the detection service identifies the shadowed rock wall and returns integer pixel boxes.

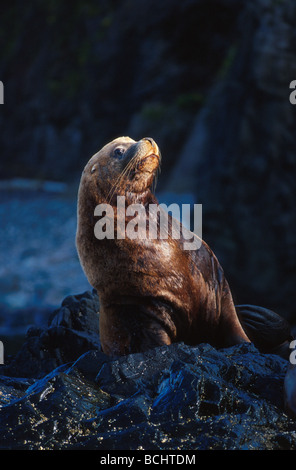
[166,1,296,320]
[0,0,295,323]
[0,0,243,182]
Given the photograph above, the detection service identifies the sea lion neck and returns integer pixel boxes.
[123,189,157,207]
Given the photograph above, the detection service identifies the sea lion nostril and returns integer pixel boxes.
[142,137,159,156]
[143,137,154,145]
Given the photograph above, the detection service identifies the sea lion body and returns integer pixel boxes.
[76,136,251,356]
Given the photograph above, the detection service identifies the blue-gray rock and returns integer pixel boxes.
[0,290,296,450]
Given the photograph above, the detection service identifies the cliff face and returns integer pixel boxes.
[167,1,296,320]
[0,0,295,320]
[0,0,243,181]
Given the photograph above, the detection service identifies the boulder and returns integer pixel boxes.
[0,290,296,450]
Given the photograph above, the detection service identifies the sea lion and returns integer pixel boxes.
[76,136,290,357]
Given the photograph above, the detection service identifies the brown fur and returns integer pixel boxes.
[76,136,250,356]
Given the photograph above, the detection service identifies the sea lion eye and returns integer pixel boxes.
[114,147,125,159]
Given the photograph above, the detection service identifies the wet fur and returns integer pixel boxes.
[76,137,291,357]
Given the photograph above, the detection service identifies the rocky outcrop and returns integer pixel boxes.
[1,290,296,450]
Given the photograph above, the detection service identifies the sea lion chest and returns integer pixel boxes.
[96,233,195,307]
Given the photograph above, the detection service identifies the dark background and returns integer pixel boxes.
[0,0,296,347]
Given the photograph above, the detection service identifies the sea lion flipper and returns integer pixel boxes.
[236,304,292,359]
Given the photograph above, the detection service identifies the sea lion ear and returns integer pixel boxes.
[236,304,292,359]
[91,164,97,174]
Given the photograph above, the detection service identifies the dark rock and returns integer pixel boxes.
[0,290,296,450]
[0,0,243,183]
[3,290,100,379]
[166,0,296,322]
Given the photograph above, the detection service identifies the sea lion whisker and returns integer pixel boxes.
[106,157,137,203]
[152,165,161,194]
[107,152,144,203]
[106,167,129,202]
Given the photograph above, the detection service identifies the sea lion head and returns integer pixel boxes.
[82,136,161,203]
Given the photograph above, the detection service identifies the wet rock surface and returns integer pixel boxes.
[1,290,296,450]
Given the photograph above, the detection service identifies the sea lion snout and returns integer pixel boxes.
[142,137,158,152]
[125,137,160,162]
[142,137,160,160]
